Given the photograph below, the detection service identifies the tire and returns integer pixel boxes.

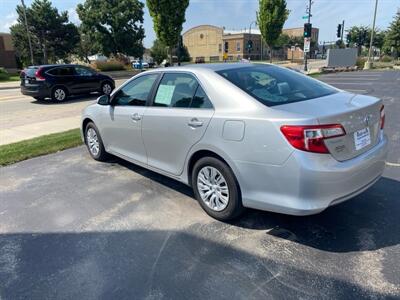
[192,157,244,221]
[51,86,68,102]
[101,81,113,95]
[84,122,108,161]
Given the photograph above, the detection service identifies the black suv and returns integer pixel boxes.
[20,64,115,102]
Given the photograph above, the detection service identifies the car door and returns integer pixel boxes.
[100,73,159,163]
[74,66,99,93]
[142,72,214,175]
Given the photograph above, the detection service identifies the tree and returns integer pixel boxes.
[10,0,79,65]
[147,0,189,63]
[75,26,100,63]
[257,0,289,62]
[346,26,369,55]
[384,10,400,58]
[150,39,168,64]
[77,0,145,58]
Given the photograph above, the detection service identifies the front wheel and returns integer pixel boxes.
[192,157,244,221]
[101,82,113,95]
[85,122,108,161]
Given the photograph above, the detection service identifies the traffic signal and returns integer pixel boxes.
[337,24,342,38]
[304,23,312,38]
[246,40,253,52]
[224,41,229,53]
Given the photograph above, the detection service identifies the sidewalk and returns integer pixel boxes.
[0,81,20,90]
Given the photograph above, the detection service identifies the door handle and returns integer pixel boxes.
[131,113,142,121]
[188,118,203,128]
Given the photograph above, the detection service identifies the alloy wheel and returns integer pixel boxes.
[102,83,112,95]
[54,88,66,101]
[86,128,100,156]
[197,166,229,211]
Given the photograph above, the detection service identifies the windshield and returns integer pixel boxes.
[216,65,337,106]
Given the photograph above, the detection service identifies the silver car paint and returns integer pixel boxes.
[81,63,388,215]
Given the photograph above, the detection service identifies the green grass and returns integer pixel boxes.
[0,129,83,166]
[0,75,20,82]
[308,72,322,78]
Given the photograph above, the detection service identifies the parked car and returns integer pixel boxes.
[20,64,115,102]
[81,63,388,220]
[132,60,149,69]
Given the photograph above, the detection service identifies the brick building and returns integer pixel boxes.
[0,33,17,71]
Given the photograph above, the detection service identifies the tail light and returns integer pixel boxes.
[280,124,346,154]
[35,68,45,81]
[380,105,385,129]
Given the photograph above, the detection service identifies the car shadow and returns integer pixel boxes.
[30,93,99,105]
[106,156,400,254]
[0,229,395,299]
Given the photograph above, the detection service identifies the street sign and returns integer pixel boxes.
[302,16,308,19]
[291,46,296,51]
[304,38,311,53]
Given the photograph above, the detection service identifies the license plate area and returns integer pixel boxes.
[354,127,371,151]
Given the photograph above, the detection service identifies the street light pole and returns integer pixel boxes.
[21,0,34,65]
[304,0,312,71]
[365,0,378,69]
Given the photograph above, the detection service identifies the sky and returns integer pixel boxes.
[1,0,398,48]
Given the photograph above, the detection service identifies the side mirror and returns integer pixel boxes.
[97,94,110,105]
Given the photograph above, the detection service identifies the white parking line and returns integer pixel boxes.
[344,89,368,93]
[386,162,400,167]
[323,82,372,85]
[322,77,379,81]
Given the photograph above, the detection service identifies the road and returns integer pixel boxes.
[0,79,127,145]
[0,70,399,299]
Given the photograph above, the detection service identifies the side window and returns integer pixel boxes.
[153,73,198,108]
[75,66,95,76]
[191,85,213,109]
[47,67,74,76]
[113,74,158,106]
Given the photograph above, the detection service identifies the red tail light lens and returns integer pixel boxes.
[380,105,385,129]
[280,124,346,154]
[35,68,45,81]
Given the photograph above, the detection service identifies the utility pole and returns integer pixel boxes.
[341,20,345,42]
[365,0,378,69]
[304,0,312,71]
[21,0,34,65]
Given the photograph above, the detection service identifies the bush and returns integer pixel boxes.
[380,55,393,62]
[0,67,10,80]
[92,60,125,72]
[356,57,367,69]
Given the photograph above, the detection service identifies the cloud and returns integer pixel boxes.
[67,7,80,25]
[1,13,17,32]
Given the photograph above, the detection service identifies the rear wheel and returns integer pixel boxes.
[51,86,67,102]
[85,122,108,161]
[192,157,244,221]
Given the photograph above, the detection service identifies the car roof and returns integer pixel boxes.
[27,64,84,69]
[147,63,272,74]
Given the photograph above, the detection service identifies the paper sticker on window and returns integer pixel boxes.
[155,85,175,106]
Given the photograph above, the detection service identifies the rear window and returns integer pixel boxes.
[25,67,38,77]
[216,65,337,106]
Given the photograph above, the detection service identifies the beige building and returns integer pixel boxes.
[182,25,224,62]
[182,25,319,62]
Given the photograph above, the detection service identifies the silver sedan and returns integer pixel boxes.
[81,63,388,220]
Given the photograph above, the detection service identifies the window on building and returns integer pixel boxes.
[218,43,222,52]
[236,41,241,52]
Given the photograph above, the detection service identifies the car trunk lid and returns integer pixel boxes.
[275,92,382,161]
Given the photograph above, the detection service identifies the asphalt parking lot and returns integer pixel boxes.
[1,70,399,299]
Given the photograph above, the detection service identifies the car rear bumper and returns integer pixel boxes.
[21,84,49,98]
[237,132,388,215]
